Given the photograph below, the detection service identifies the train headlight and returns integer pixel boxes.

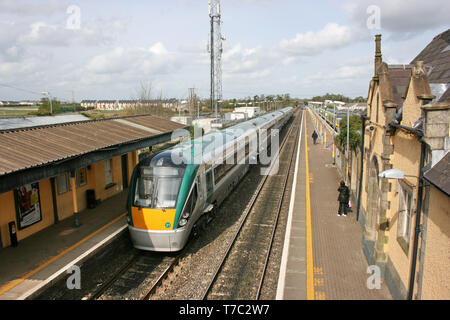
[178,218,188,227]
[182,211,190,219]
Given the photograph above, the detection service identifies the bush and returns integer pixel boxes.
[38,98,61,115]
[335,116,362,150]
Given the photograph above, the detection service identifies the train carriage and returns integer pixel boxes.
[127,107,293,252]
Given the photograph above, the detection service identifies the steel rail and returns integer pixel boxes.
[201,110,301,300]
[140,253,183,300]
[255,111,300,300]
[89,252,142,300]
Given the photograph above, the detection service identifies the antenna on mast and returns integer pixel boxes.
[208,0,224,118]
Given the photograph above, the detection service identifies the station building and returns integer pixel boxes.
[357,31,450,299]
[0,115,187,248]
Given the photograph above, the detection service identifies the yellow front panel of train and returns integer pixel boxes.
[131,207,176,231]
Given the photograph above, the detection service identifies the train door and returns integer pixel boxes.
[205,168,214,200]
[121,154,128,189]
[198,166,206,204]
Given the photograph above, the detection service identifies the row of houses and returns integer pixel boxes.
[331,30,449,300]
[0,101,39,106]
[80,99,180,111]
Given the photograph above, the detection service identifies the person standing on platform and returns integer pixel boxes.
[337,180,350,216]
[312,130,318,145]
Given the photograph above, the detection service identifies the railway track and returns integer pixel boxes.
[201,110,302,300]
[88,251,181,300]
[85,109,300,301]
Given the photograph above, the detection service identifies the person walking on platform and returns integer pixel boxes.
[312,130,318,145]
[337,180,350,216]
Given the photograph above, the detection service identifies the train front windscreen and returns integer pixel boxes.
[134,166,185,209]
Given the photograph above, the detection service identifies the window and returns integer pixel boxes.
[213,163,236,184]
[57,173,71,194]
[206,170,213,193]
[76,168,88,187]
[181,183,198,223]
[135,176,154,208]
[397,182,414,254]
[154,177,182,208]
[192,183,198,206]
[133,167,184,209]
[105,159,113,186]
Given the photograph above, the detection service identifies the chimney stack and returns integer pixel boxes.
[374,34,382,79]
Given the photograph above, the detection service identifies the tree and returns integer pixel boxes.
[38,98,61,115]
[335,116,362,150]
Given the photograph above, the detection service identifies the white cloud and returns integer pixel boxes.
[346,0,450,38]
[0,0,66,16]
[86,43,178,76]
[311,65,372,81]
[279,23,364,56]
[222,43,279,77]
[16,18,131,47]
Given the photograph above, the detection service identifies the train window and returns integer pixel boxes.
[154,177,182,208]
[206,170,213,191]
[214,165,223,183]
[182,183,198,220]
[213,162,236,185]
[135,176,154,207]
[192,184,198,210]
[134,167,184,209]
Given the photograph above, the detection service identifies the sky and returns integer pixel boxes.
[0,0,449,102]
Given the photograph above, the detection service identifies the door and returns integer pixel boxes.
[198,166,206,203]
[206,169,214,200]
[121,154,128,189]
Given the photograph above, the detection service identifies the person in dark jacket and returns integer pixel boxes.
[337,180,350,216]
[312,130,318,144]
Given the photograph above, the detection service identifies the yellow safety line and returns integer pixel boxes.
[0,213,127,296]
[304,114,315,300]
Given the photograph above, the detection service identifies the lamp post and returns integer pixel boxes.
[197,101,200,119]
[41,91,53,115]
[378,169,418,179]
[346,106,350,183]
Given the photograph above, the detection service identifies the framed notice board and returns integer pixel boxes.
[14,182,42,230]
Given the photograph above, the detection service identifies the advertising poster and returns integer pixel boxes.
[15,182,42,229]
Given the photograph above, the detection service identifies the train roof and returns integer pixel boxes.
[166,107,293,165]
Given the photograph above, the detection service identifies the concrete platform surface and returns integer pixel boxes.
[277,109,392,300]
[0,191,128,300]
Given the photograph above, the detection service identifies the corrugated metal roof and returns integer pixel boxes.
[0,115,186,176]
[0,114,90,130]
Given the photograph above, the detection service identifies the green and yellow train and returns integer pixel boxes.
[127,107,293,251]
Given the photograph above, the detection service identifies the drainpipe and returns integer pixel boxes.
[415,170,430,300]
[356,115,369,222]
[407,138,426,300]
[389,121,426,300]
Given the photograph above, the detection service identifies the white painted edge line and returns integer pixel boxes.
[276,110,304,300]
[17,223,128,300]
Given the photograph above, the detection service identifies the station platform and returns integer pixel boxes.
[277,109,392,300]
[0,191,128,300]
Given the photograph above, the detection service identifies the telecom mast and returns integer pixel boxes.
[208,0,224,118]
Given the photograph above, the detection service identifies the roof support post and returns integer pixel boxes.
[70,170,81,228]
[50,177,59,224]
